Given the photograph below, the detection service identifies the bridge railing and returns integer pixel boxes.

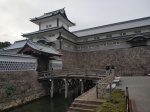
[38,70,51,77]
[96,73,115,99]
[125,87,130,112]
[51,69,106,77]
[37,69,107,79]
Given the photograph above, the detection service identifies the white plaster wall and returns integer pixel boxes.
[76,28,150,43]
[50,60,62,64]
[77,40,131,52]
[45,33,59,41]
[32,33,59,42]
[40,19,57,30]
[0,55,37,63]
[141,28,150,33]
[61,34,75,42]
[49,60,62,70]
[59,20,69,30]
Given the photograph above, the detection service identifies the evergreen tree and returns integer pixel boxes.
[0,41,11,48]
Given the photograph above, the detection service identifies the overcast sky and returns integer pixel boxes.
[0,0,150,43]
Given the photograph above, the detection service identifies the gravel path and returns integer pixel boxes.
[117,76,150,112]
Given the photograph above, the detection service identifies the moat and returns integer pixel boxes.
[10,88,80,112]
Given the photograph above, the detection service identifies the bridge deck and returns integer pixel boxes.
[38,75,106,80]
[38,69,107,80]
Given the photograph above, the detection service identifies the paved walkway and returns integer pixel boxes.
[75,86,105,102]
[117,76,150,112]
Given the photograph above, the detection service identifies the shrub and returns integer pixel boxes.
[95,89,126,112]
[6,84,15,95]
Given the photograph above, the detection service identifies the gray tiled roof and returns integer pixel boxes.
[73,16,150,37]
[1,39,61,56]
[3,40,27,50]
[25,40,61,55]
[31,8,67,21]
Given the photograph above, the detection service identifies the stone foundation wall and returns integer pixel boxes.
[59,49,78,69]
[0,71,46,110]
[61,46,150,76]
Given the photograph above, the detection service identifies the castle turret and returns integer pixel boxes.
[22,8,77,51]
[30,8,75,30]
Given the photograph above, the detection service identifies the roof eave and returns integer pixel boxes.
[22,26,78,39]
[30,13,75,26]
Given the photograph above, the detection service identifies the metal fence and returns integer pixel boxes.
[126,87,130,112]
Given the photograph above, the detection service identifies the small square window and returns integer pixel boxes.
[113,41,120,45]
[106,35,112,38]
[100,43,106,47]
[120,33,126,36]
[134,30,141,34]
[46,24,52,28]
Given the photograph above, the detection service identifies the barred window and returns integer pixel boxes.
[120,33,126,36]
[106,35,112,38]
[113,41,120,45]
[134,30,141,34]
[0,61,36,71]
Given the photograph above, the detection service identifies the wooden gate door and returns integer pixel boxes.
[37,58,49,72]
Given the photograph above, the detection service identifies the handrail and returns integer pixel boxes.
[126,87,130,112]
[38,70,51,77]
[37,69,107,79]
[96,72,115,99]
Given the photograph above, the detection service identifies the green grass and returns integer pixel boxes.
[95,89,126,112]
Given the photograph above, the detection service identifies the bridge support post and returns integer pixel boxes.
[50,79,54,98]
[80,79,84,94]
[64,78,68,99]
[109,82,112,93]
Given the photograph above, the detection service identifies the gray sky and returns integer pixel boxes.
[0,0,150,43]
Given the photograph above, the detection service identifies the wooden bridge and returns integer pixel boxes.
[37,69,108,99]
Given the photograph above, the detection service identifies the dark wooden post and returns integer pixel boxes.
[50,79,54,98]
[96,83,98,98]
[109,83,112,93]
[126,87,130,112]
[80,79,84,94]
[64,78,68,99]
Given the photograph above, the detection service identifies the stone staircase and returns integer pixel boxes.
[67,99,105,112]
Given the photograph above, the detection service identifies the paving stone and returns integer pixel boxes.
[117,76,150,112]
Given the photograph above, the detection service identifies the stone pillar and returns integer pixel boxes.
[80,79,84,94]
[50,79,54,98]
[106,70,109,75]
[105,66,110,75]
[109,83,112,93]
[111,69,115,75]
[64,78,68,99]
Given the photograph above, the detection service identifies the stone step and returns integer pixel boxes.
[71,102,99,109]
[74,99,105,105]
[68,107,94,112]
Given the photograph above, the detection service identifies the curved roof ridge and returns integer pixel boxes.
[27,40,41,50]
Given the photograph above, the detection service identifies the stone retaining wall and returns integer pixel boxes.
[0,71,46,110]
[61,46,150,76]
[59,49,78,69]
